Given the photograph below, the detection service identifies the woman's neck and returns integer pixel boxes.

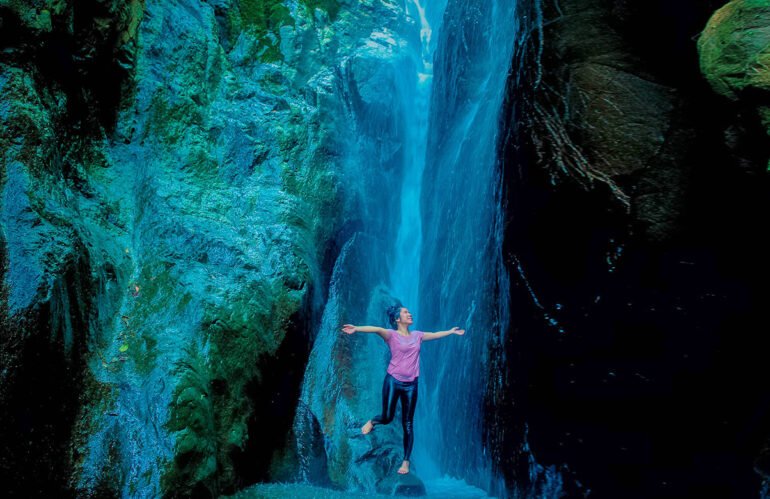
[396,326,410,335]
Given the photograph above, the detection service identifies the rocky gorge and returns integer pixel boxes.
[2,0,770,497]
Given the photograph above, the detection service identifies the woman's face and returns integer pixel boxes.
[398,308,413,326]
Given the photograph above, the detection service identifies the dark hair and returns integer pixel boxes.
[386,304,403,329]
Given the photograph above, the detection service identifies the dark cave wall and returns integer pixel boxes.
[491,0,770,497]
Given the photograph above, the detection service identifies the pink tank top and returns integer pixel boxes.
[385,329,424,382]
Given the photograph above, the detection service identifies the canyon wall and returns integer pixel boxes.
[494,0,770,496]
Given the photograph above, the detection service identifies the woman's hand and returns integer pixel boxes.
[450,327,465,335]
[341,324,357,335]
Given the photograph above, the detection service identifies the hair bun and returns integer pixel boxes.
[386,304,403,328]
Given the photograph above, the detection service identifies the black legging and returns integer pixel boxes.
[371,372,419,461]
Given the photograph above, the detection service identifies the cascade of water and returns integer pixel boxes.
[386,0,447,483]
[388,0,444,345]
[293,0,541,496]
[414,0,519,495]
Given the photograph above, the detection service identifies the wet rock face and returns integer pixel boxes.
[520,0,731,242]
[1,0,390,496]
[1,1,143,495]
[496,0,770,497]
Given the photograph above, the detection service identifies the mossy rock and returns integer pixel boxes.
[236,0,341,62]
[698,0,770,101]
[238,0,295,63]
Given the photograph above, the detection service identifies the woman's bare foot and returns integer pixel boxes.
[361,420,373,435]
[397,460,410,474]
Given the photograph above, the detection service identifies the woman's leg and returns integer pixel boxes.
[399,379,418,462]
[371,373,399,428]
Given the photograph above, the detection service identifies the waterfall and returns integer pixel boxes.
[415,0,518,494]
[294,0,531,496]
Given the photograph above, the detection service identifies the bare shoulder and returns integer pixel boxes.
[376,328,391,341]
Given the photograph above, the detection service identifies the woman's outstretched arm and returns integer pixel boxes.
[341,324,390,341]
[423,327,465,342]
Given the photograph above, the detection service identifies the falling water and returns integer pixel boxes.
[371,0,525,495]
[412,0,519,496]
[294,0,531,496]
[388,0,445,337]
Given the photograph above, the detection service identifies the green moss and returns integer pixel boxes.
[146,92,204,144]
[239,0,294,31]
[0,66,57,176]
[698,0,770,100]
[277,104,307,152]
[209,280,303,479]
[300,0,341,21]
[70,370,120,495]
[160,275,305,494]
[161,345,217,496]
[235,0,341,62]
[118,263,192,375]
[239,0,295,63]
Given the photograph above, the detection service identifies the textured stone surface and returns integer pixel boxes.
[699,0,770,101]
[0,0,402,496]
[699,0,770,170]
[520,0,699,242]
[496,0,770,497]
[8,0,770,497]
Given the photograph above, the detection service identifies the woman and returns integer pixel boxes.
[341,305,466,475]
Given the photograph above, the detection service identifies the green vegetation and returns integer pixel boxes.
[236,0,341,62]
[698,0,770,100]
[301,0,341,21]
[162,345,218,496]
[160,276,305,494]
[239,0,296,63]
